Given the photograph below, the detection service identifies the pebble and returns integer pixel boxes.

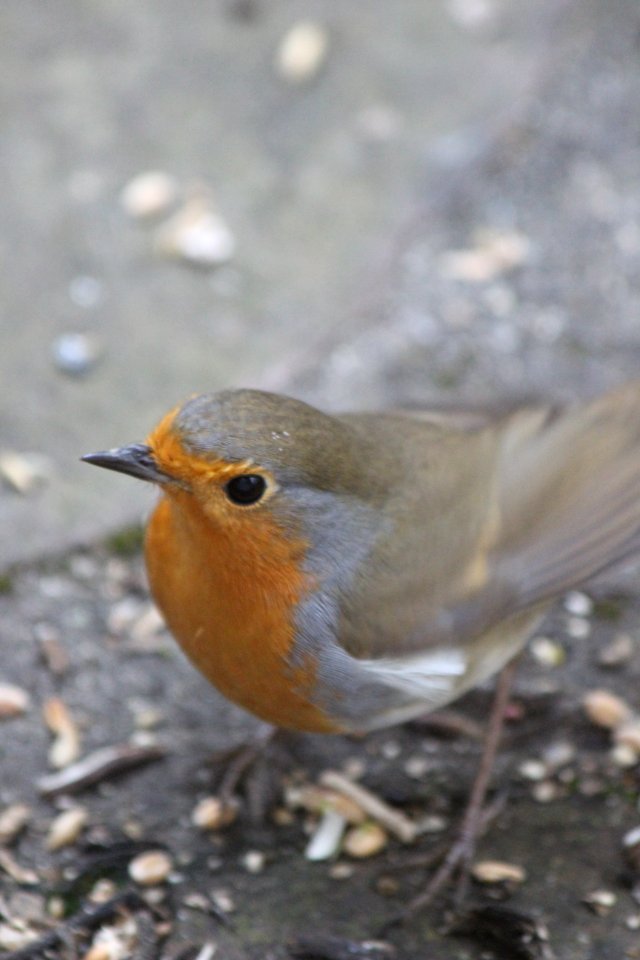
[88,879,119,904]
[583,689,633,729]
[0,683,30,718]
[120,171,179,219]
[107,597,145,635]
[530,636,565,667]
[532,780,558,804]
[45,806,89,851]
[440,229,530,283]
[415,814,448,835]
[598,632,635,668]
[275,21,329,83]
[380,739,402,760]
[130,604,165,644]
[610,743,638,769]
[52,332,102,377]
[614,719,640,754]
[0,804,31,845]
[518,759,547,782]
[403,755,431,779]
[328,861,354,880]
[471,860,526,885]
[623,825,640,873]
[0,451,52,494]
[132,706,164,730]
[128,850,173,886]
[583,889,617,915]
[241,850,266,874]
[154,193,235,268]
[47,896,65,920]
[0,849,37,886]
[342,821,388,859]
[564,591,593,617]
[191,796,239,831]
[210,888,235,914]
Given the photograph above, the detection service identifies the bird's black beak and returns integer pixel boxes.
[81,444,171,484]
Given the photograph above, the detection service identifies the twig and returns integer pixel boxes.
[319,771,417,843]
[37,743,166,797]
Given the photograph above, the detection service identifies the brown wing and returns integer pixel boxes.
[338,383,640,657]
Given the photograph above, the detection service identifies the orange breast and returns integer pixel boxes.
[145,492,339,733]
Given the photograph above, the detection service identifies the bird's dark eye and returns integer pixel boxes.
[224,474,267,505]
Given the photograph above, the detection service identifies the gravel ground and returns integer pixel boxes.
[0,543,639,959]
[1,1,640,958]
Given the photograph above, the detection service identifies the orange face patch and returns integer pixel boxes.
[144,415,339,733]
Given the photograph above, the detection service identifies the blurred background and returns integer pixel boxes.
[1,0,639,567]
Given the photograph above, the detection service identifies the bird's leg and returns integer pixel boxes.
[209,723,287,822]
[401,656,520,921]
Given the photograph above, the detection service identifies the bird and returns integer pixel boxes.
[83,381,640,913]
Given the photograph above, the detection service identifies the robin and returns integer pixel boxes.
[84,382,640,913]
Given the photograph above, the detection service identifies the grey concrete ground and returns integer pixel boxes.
[1,1,640,959]
[2,0,575,567]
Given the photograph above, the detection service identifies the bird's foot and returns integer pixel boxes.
[380,793,505,932]
[208,724,291,823]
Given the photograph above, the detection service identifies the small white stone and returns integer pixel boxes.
[275,21,329,83]
[532,780,558,804]
[380,739,401,760]
[241,850,266,874]
[564,591,593,617]
[404,755,431,779]
[530,636,565,667]
[0,683,30,718]
[610,743,638,768]
[155,195,235,267]
[52,332,102,377]
[120,171,179,219]
[598,633,635,668]
[583,889,617,915]
[0,452,52,494]
[518,759,547,782]
[210,888,235,914]
[623,826,640,849]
